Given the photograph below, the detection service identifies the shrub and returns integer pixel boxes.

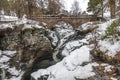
[106,22,119,37]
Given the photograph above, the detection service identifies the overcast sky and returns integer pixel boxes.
[62,0,89,12]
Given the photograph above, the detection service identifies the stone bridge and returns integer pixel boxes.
[29,15,101,28]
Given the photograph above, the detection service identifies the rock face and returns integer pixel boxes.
[0,23,53,80]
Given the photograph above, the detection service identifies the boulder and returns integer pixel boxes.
[0,24,53,80]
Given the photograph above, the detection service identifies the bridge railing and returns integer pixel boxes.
[28,15,99,19]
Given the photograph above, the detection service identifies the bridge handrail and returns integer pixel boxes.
[28,15,98,19]
[28,16,97,19]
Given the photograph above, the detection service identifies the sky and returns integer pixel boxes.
[62,0,89,12]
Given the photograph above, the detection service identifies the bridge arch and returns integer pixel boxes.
[51,21,74,29]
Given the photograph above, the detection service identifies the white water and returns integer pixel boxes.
[1,68,6,80]
[53,50,60,62]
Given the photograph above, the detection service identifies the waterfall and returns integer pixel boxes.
[1,68,6,80]
[53,50,60,62]
[30,76,32,80]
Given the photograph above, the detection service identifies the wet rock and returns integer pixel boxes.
[1,26,52,67]
[116,67,120,75]
[114,53,120,63]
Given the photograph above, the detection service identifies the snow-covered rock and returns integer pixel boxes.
[61,39,88,56]
[0,22,53,80]
[53,21,76,48]
[98,38,120,57]
[0,50,24,80]
[31,46,95,80]
[0,15,18,22]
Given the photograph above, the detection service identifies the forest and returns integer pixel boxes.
[0,0,119,18]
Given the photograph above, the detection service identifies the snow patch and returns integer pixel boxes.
[63,46,91,70]
[98,39,120,57]
[8,67,21,76]
[2,50,16,57]
[0,23,13,29]
[0,56,10,63]
[111,77,118,80]
[0,15,18,21]
[97,19,116,36]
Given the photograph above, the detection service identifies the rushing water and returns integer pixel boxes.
[0,68,6,80]
[53,50,60,62]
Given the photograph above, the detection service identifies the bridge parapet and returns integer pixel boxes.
[28,15,99,28]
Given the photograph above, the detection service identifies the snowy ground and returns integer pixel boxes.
[0,15,18,21]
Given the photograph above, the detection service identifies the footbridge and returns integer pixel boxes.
[29,15,101,28]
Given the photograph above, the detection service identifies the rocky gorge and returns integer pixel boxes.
[0,18,120,80]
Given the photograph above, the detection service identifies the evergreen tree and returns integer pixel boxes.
[0,0,11,15]
[10,0,39,18]
[0,0,63,17]
[87,0,116,18]
[10,0,26,18]
[87,0,103,17]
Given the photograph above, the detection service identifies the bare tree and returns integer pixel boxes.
[46,0,61,15]
[70,0,81,16]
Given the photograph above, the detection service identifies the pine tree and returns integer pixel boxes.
[1,0,63,17]
[10,0,25,18]
[0,0,11,15]
[87,0,116,18]
[87,0,103,17]
[10,0,39,18]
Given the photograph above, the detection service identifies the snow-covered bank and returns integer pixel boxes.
[0,15,18,21]
[0,16,46,30]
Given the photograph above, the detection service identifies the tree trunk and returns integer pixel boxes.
[110,0,116,18]
[101,0,103,18]
[28,0,32,18]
